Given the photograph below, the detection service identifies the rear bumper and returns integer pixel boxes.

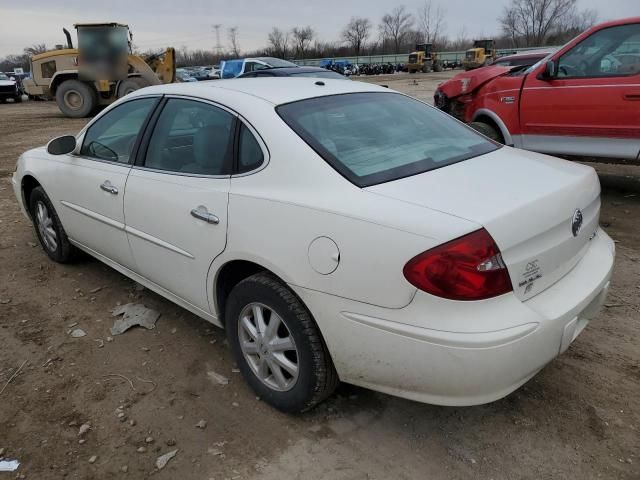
[293,229,614,406]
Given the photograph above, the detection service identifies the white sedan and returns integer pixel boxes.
[12,78,615,412]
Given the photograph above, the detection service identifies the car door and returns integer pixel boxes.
[123,97,234,312]
[520,22,640,159]
[49,96,159,268]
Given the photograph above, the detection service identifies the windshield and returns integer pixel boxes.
[0,74,8,80]
[277,92,499,187]
[256,57,298,68]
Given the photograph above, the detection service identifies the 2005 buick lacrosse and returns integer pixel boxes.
[12,78,614,412]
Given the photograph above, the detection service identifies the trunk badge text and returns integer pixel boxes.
[571,209,583,237]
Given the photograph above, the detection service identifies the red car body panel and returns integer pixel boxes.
[434,17,640,160]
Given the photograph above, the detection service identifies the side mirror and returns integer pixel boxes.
[540,60,557,80]
[47,135,76,155]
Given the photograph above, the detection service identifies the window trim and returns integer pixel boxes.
[74,95,161,166]
[554,23,640,80]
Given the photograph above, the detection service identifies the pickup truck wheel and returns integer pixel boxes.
[29,186,75,263]
[469,121,504,144]
[225,272,338,413]
[56,80,97,118]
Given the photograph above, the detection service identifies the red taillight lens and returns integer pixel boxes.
[403,228,513,301]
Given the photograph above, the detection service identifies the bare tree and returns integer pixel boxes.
[379,6,414,53]
[227,27,240,57]
[450,25,471,50]
[341,17,372,57]
[417,1,446,48]
[23,44,48,56]
[267,27,289,58]
[499,0,582,47]
[291,26,314,59]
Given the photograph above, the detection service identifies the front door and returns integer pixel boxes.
[123,97,234,312]
[49,96,159,268]
[520,22,640,159]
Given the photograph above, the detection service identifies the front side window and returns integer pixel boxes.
[144,98,234,175]
[80,97,157,163]
[557,23,640,78]
[277,93,498,187]
[237,124,264,173]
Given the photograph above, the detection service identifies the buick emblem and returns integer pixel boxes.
[571,209,583,237]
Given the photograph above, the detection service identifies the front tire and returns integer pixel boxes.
[29,186,75,263]
[469,121,504,144]
[225,273,338,413]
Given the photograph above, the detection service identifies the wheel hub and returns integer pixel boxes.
[238,302,299,392]
[35,201,58,252]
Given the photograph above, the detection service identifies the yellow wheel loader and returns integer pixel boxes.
[407,43,443,73]
[23,23,175,118]
[462,39,496,71]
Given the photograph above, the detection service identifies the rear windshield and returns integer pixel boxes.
[277,92,499,187]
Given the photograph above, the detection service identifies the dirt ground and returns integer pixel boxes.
[0,72,638,480]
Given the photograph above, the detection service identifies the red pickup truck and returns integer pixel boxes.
[434,17,640,161]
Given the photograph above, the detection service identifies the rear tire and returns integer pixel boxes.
[117,77,149,98]
[225,272,338,413]
[469,121,504,144]
[55,79,96,118]
[29,186,75,263]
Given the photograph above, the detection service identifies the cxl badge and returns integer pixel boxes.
[571,209,583,237]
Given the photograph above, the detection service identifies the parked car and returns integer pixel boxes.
[238,66,348,80]
[434,17,640,161]
[203,65,221,79]
[175,69,197,82]
[184,67,211,81]
[491,49,555,67]
[0,73,23,103]
[220,57,298,79]
[13,78,614,412]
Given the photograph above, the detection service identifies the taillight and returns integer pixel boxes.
[403,228,512,301]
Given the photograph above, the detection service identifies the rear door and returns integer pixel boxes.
[520,22,640,159]
[123,97,234,313]
[50,96,159,268]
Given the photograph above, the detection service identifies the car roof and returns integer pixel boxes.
[131,77,387,106]
[244,67,336,76]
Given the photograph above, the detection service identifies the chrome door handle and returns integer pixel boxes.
[100,181,118,195]
[190,206,219,224]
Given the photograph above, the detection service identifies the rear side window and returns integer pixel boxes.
[277,92,498,187]
[237,124,264,173]
[144,98,234,175]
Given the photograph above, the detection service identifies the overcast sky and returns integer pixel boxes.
[0,0,637,57]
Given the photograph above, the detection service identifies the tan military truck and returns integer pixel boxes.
[23,23,175,117]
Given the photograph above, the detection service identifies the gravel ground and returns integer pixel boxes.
[0,72,638,480]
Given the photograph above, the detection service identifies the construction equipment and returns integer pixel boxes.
[23,23,175,117]
[462,39,496,71]
[407,43,443,73]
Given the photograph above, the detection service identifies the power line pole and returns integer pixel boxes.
[212,24,223,56]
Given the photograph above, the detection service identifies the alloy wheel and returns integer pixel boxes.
[35,201,58,252]
[237,302,299,392]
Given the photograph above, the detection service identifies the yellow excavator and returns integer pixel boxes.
[462,39,497,71]
[407,43,443,73]
[23,23,175,117]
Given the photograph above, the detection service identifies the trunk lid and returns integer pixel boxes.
[366,147,601,301]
